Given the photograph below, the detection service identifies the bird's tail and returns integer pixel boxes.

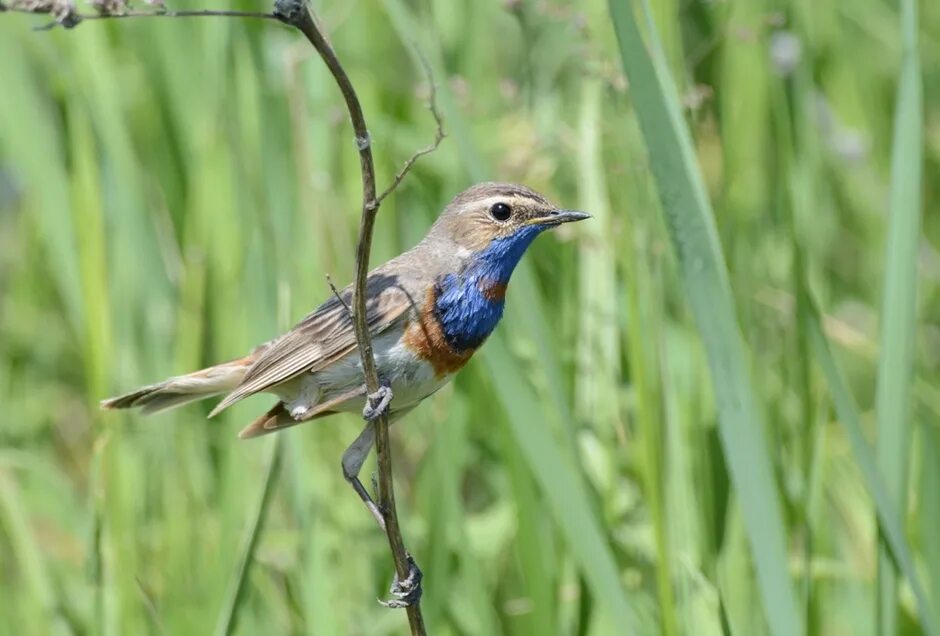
[100,356,254,415]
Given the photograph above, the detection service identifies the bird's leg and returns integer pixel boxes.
[341,396,423,608]
[341,422,385,530]
[378,553,423,608]
[340,379,394,528]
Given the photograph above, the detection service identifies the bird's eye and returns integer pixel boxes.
[490,202,512,221]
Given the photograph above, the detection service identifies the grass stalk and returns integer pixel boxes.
[608,2,803,634]
[875,0,924,632]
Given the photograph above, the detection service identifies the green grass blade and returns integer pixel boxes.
[0,471,74,636]
[802,299,937,636]
[875,0,924,632]
[607,3,802,635]
[577,75,676,634]
[482,341,645,632]
[920,426,940,629]
[213,436,283,636]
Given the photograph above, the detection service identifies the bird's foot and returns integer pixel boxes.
[379,554,423,608]
[363,384,393,422]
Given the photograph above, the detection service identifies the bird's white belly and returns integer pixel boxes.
[277,328,451,419]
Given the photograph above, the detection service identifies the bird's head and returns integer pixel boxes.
[428,182,590,280]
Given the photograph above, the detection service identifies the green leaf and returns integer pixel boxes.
[607,2,803,635]
[802,299,937,636]
[875,0,924,633]
[482,341,647,632]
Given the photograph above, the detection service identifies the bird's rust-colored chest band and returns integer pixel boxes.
[402,287,476,377]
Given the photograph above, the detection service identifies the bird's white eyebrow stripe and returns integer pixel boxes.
[460,194,548,211]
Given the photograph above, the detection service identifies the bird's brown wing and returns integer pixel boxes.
[208,270,419,416]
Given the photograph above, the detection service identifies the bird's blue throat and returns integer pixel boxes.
[433,225,545,352]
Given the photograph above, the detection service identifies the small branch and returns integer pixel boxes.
[375,52,446,207]
[325,273,352,317]
[273,1,428,633]
[3,1,278,30]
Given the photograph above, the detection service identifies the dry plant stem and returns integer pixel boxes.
[274,2,427,633]
[3,5,279,30]
[375,53,445,207]
[325,274,352,316]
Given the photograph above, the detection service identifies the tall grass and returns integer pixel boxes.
[1,0,938,634]
[875,0,924,633]
[609,2,801,634]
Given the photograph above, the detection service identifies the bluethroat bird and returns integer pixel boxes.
[102,182,589,520]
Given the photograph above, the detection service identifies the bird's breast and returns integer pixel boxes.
[402,273,506,377]
[402,287,477,377]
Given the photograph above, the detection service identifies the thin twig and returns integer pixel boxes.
[272,1,427,633]
[375,52,446,207]
[326,273,352,316]
[4,4,278,30]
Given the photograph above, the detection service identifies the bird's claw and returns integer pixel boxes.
[363,384,393,421]
[379,555,423,608]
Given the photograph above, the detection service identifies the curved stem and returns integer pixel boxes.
[274,2,426,634]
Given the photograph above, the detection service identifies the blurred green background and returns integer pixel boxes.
[1,0,939,634]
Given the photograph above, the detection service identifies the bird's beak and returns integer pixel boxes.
[526,209,592,227]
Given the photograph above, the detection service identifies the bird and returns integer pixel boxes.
[101,181,589,516]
